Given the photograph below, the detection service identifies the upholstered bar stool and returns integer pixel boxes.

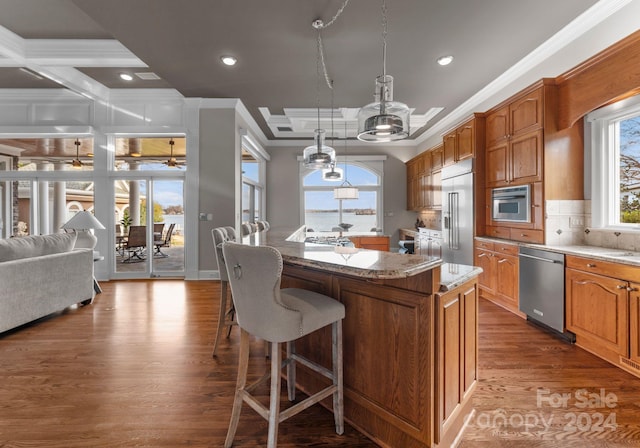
[221,242,345,448]
[211,227,237,357]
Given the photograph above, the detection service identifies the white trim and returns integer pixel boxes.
[296,155,387,162]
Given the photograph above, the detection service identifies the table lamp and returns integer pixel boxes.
[61,210,105,249]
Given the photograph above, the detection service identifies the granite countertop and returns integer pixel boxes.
[476,236,640,268]
[243,228,442,280]
[439,263,483,292]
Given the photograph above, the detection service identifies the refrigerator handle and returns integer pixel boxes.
[451,192,460,250]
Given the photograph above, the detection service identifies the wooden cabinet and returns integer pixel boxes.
[349,235,390,252]
[474,239,521,316]
[406,144,443,211]
[442,115,485,168]
[565,255,640,377]
[435,279,478,443]
[485,88,543,187]
[281,262,478,448]
[630,285,640,364]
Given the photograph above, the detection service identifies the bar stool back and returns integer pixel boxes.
[211,227,237,357]
[221,242,345,448]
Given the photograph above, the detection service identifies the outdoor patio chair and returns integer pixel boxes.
[154,223,175,257]
[123,225,147,262]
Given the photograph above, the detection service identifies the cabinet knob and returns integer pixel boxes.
[520,233,527,237]
[586,263,596,268]
[616,284,627,290]
[628,287,639,292]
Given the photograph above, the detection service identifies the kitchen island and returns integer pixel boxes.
[243,228,481,448]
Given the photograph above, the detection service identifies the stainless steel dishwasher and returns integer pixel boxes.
[518,247,575,341]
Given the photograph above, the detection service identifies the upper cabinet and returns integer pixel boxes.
[442,114,485,168]
[406,144,443,211]
[485,88,543,187]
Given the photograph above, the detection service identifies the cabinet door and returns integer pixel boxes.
[443,132,457,167]
[421,173,430,209]
[509,129,542,184]
[431,146,444,172]
[495,253,518,310]
[510,88,542,136]
[432,170,442,209]
[486,105,509,147]
[566,268,629,358]
[456,123,474,161]
[435,280,478,443]
[474,249,494,294]
[630,283,640,364]
[486,142,509,187]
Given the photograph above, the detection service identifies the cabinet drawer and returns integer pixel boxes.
[566,255,640,282]
[510,229,544,244]
[493,242,518,256]
[475,239,495,251]
[485,226,511,239]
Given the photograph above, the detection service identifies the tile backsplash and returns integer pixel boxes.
[545,200,586,246]
[547,199,640,250]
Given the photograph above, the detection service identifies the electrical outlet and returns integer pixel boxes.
[569,216,585,228]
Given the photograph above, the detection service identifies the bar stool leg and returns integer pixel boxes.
[286,341,296,401]
[224,329,250,448]
[267,341,282,448]
[333,320,345,435]
[212,280,229,357]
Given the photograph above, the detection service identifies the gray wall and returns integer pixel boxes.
[198,108,236,271]
[266,144,416,248]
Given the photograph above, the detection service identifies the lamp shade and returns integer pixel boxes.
[303,129,336,169]
[322,164,343,181]
[358,75,410,142]
[334,184,359,200]
[61,211,105,231]
[61,211,105,250]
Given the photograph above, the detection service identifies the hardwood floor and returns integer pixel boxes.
[1,280,639,447]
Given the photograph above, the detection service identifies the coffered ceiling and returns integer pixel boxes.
[0,0,630,144]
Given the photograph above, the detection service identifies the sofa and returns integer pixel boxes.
[0,232,94,334]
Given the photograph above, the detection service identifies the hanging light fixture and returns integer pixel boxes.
[323,162,343,181]
[67,139,83,169]
[303,19,336,169]
[334,123,359,200]
[357,0,410,142]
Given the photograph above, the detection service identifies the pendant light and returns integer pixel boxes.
[67,139,83,169]
[303,20,336,169]
[323,162,343,181]
[357,0,410,142]
[334,122,359,200]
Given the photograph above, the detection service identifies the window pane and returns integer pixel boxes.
[304,190,378,233]
[619,116,640,223]
[114,137,186,171]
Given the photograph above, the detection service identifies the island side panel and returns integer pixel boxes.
[281,262,438,448]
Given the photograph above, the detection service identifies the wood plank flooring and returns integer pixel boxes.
[1,280,639,447]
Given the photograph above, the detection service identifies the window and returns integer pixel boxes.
[302,159,383,233]
[241,147,265,223]
[589,94,640,228]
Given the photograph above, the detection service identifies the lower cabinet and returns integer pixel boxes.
[474,239,521,316]
[435,280,478,443]
[565,255,640,376]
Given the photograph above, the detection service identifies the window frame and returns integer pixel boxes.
[588,93,640,230]
[299,156,384,232]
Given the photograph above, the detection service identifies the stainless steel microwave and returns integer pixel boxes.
[491,185,530,223]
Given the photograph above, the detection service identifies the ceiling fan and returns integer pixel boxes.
[163,138,185,168]
[66,139,83,168]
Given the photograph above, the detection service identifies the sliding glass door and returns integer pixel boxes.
[113,178,184,278]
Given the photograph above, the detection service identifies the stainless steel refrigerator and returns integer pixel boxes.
[441,158,474,265]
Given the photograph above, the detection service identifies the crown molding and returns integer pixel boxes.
[414,0,636,148]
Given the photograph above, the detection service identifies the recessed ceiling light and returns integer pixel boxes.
[220,56,237,66]
[437,55,454,66]
[119,73,134,81]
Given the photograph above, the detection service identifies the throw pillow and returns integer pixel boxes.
[0,232,78,262]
